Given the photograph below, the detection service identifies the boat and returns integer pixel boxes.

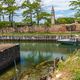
[57,38,79,45]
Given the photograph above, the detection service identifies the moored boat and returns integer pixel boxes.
[57,38,79,45]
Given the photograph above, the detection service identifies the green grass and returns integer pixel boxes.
[55,50,80,80]
[0,32,80,36]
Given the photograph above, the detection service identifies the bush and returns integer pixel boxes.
[15,22,26,27]
[0,21,11,28]
[0,21,27,28]
[56,17,75,24]
[76,18,80,23]
[0,21,10,28]
[74,72,80,80]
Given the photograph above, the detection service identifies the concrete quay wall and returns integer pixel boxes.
[0,44,20,71]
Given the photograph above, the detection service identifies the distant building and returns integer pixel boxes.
[51,6,55,26]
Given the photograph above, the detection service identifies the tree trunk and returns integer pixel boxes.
[9,13,13,27]
[30,12,32,25]
[0,16,1,21]
[11,12,14,27]
[36,10,39,26]
[2,15,4,21]
[9,12,14,27]
[9,14,11,22]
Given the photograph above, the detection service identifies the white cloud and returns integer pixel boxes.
[16,0,74,12]
[41,0,75,18]
[15,0,75,22]
[42,0,74,11]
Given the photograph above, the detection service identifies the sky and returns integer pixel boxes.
[14,0,75,22]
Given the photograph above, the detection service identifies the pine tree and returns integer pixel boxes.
[70,0,80,17]
[2,0,18,27]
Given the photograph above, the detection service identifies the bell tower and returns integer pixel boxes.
[51,6,55,26]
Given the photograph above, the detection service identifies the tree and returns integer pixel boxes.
[70,0,80,17]
[76,18,80,23]
[2,0,18,27]
[0,3,3,21]
[22,0,51,26]
[33,0,41,26]
[22,0,33,26]
[0,1,5,21]
[32,0,51,26]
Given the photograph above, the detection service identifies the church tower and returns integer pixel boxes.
[51,6,55,26]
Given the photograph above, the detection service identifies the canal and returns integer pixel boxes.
[0,41,79,80]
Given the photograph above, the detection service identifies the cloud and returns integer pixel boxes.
[42,0,74,11]
[41,0,75,18]
[15,0,75,22]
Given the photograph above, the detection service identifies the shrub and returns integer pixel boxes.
[15,22,26,27]
[56,17,75,24]
[76,18,80,23]
[73,72,80,80]
[0,21,11,28]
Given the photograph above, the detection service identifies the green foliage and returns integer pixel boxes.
[22,0,50,26]
[44,18,51,27]
[1,0,19,27]
[0,21,11,28]
[38,12,50,20]
[56,17,75,24]
[76,18,80,23]
[73,72,80,80]
[0,1,5,21]
[70,0,80,17]
[22,0,33,25]
[0,21,26,28]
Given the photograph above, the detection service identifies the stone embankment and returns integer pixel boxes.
[0,44,20,71]
[0,24,80,33]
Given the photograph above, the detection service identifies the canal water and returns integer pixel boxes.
[0,41,79,80]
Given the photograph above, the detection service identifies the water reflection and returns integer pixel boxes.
[20,42,79,70]
[0,42,79,80]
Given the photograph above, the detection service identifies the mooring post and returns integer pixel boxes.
[14,60,19,80]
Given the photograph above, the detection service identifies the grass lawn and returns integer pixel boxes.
[0,32,80,36]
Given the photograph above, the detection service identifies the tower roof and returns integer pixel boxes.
[52,6,54,10]
[51,6,55,14]
[27,0,30,3]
